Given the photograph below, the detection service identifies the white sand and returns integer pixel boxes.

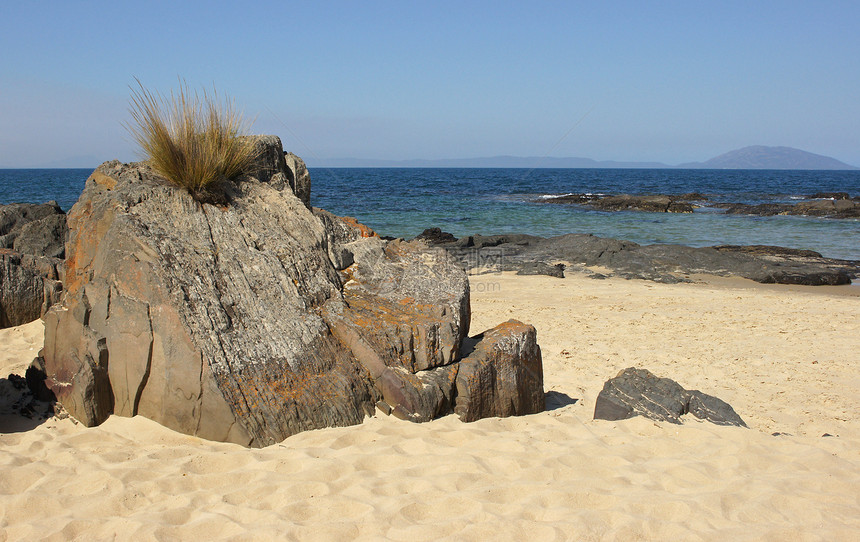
[1,273,859,540]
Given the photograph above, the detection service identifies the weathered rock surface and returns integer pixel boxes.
[0,251,63,328]
[416,230,859,286]
[284,152,311,208]
[0,202,68,328]
[41,136,544,446]
[455,320,544,422]
[0,201,66,251]
[12,213,68,259]
[593,367,746,427]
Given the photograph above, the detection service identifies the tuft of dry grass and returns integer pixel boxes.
[125,79,257,199]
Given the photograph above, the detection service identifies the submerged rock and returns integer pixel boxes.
[41,136,544,446]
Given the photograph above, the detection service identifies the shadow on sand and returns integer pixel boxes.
[545,390,578,411]
[0,372,56,434]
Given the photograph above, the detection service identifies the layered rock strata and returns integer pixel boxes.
[594,367,747,427]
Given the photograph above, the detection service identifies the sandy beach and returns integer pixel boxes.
[2,272,859,540]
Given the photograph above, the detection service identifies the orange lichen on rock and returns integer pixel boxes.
[338,216,377,238]
[87,170,118,190]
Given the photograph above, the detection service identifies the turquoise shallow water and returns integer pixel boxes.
[2,167,859,260]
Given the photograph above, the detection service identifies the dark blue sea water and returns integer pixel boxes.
[2,167,859,260]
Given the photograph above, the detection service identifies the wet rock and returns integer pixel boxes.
[541,193,698,213]
[593,367,746,427]
[715,199,860,219]
[809,192,850,200]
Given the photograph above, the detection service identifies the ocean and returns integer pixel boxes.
[2,167,859,260]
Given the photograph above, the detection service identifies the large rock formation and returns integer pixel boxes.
[0,202,67,328]
[41,136,544,446]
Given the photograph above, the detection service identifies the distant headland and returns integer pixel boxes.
[313,146,859,170]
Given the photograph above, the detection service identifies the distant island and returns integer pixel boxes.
[312,146,858,170]
[678,146,858,170]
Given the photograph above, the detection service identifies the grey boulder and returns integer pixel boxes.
[593,367,746,427]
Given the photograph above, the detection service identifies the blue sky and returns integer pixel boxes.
[1,1,858,167]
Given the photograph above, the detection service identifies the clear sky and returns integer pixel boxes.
[1,1,858,167]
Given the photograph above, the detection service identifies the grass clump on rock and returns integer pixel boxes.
[126,79,257,201]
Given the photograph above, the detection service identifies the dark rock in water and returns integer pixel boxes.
[541,193,698,213]
[590,195,693,213]
[793,198,860,219]
[431,230,858,286]
[0,250,63,328]
[540,190,860,219]
[593,367,746,427]
[678,192,709,201]
[454,320,544,422]
[414,227,457,245]
[41,136,544,446]
[809,192,851,200]
[515,262,565,278]
[715,199,860,219]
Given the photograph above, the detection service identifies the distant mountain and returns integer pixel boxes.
[310,146,858,170]
[678,146,858,170]
[313,156,670,169]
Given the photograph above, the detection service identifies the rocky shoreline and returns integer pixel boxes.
[539,192,860,219]
[413,228,860,286]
